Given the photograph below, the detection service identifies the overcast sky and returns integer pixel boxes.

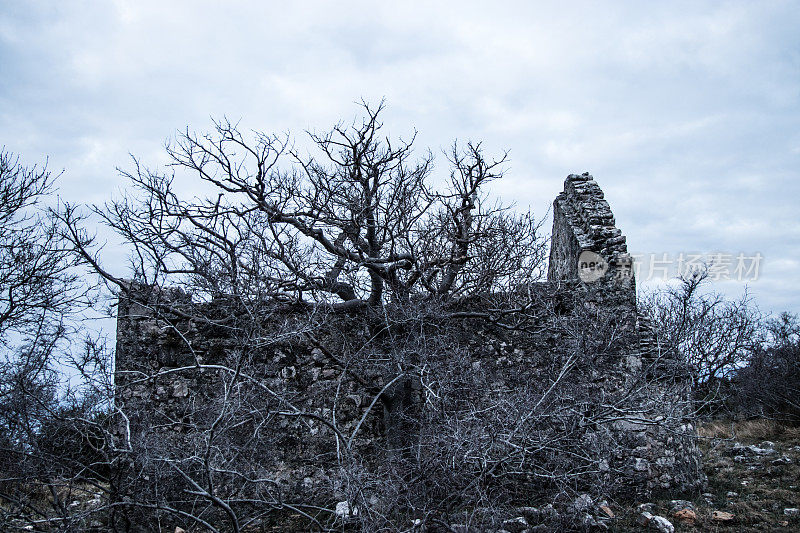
[1,1,798,314]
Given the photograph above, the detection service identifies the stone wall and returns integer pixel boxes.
[114,174,704,511]
[115,291,389,500]
[548,172,634,288]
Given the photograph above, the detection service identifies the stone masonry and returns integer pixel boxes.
[548,173,633,285]
[115,173,705,509]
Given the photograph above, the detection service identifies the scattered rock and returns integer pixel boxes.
[733,443,777,456]
[573,493,594,513]
[598,505,614,518]
[784,508,799,517]
[637,503,656,514]
[581,512,608,530]
[712,510,735,522]
[650,515,674,533]
[636,512,674,533]
[669,499,694,512]
[501,516,528,533]
[672,508,696,525]
[172,380,189,397]
[636,511,654,526]
[174,528,186,533]
[335,500,357,519]
[726,491,738,498]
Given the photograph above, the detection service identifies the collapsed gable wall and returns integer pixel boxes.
[548,173,638,340]
[549,173,634,287]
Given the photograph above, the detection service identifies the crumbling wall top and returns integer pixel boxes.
[548,173,634,287]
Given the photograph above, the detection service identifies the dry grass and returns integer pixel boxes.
[698,418,800,440]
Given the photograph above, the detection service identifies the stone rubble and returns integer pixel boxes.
[712,510,735,522]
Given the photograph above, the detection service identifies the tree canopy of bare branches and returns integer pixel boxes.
[642,268,763,412]
[0,150,98,530]
[62,101,546,311]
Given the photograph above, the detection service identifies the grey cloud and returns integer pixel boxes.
[0,0,798,313]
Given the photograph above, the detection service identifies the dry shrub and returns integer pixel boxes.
[698,418,800,440]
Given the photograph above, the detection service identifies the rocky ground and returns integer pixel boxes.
[493,419,800,532]
[6,421,799,531]
[628,419,800,532]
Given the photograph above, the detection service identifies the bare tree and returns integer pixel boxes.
[733,312,800,421]
[641,268,763,412]
[0,150,98,530]
[44,102,557,531]
[62,101,544,309]
[0,151,80,339]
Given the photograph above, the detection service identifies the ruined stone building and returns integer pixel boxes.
[114,174,704,516]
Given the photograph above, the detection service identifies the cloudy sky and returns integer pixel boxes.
[1,1,798,314]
